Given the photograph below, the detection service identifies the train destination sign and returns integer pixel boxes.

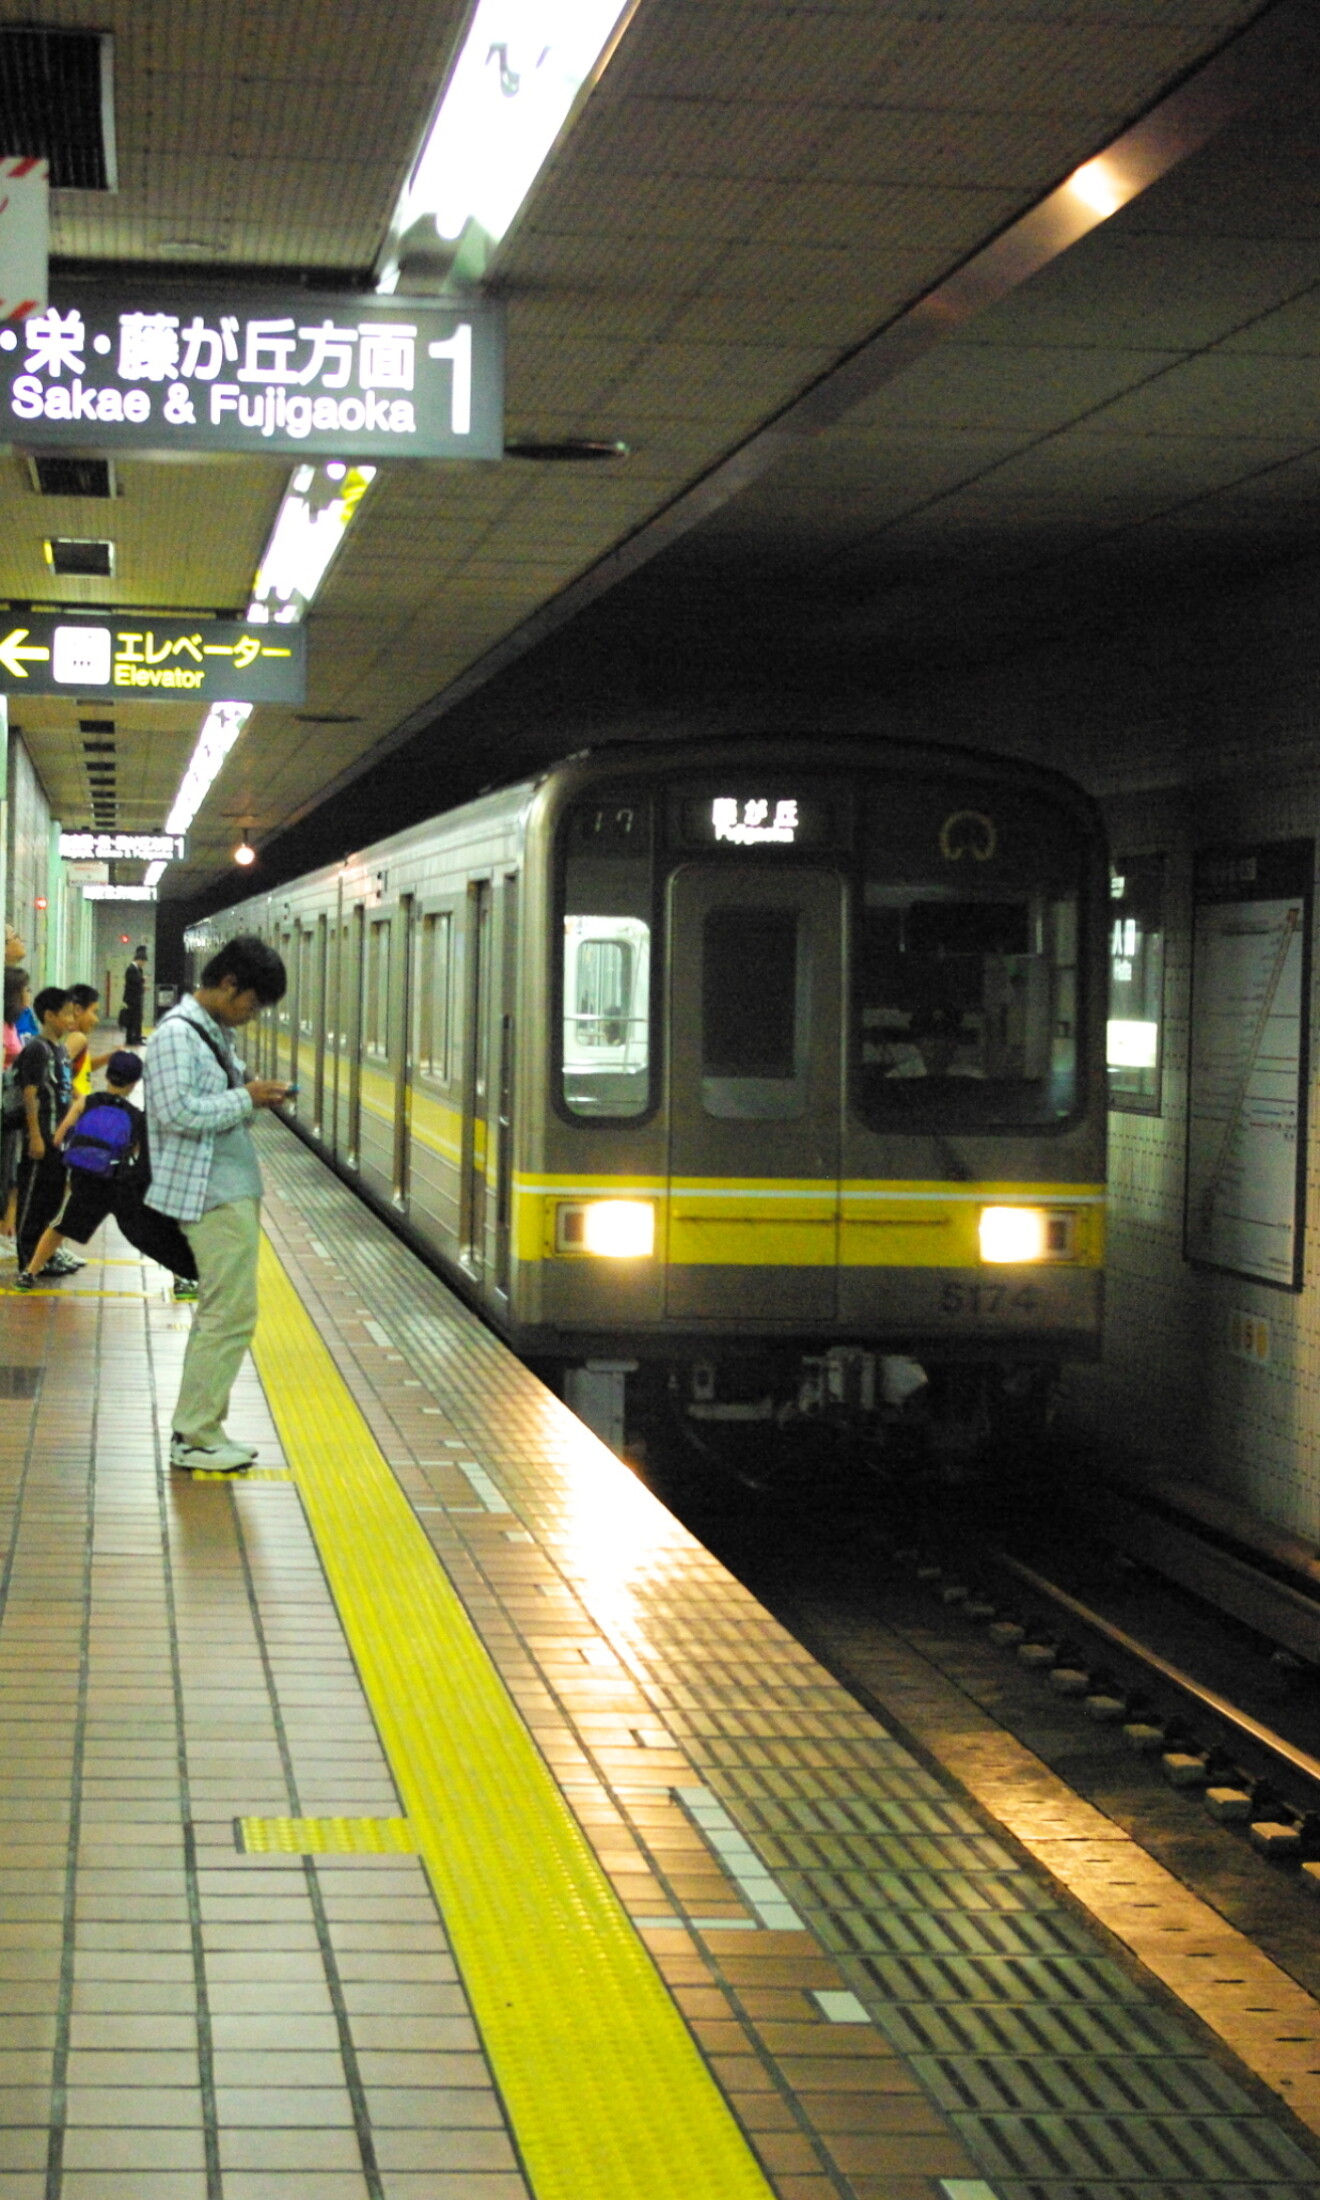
[0,613,306,702]
[676,791,838,849]
[0,288,504,460]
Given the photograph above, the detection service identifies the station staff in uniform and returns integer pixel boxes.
[121,946,148,1046]
[142,937,289,1474]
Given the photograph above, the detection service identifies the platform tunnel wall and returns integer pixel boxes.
[866,546,1320,1544]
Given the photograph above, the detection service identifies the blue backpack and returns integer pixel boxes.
[64,1098,137,1178]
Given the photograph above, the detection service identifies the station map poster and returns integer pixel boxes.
[1185,839,1313,1289]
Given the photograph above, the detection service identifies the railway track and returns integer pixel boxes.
[656,1441,1320,1883]
[878,1480,1320,1872]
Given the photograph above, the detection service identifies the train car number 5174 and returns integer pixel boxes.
[939,1281,1042,1316]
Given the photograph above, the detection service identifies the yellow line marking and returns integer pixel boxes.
[188,1466,291,1483]
[252,1237,775,2200]
[237,1815,415,1854]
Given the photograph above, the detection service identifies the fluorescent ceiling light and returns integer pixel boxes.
[153,462,374,887]
[165,701,253,840]
[248,462,376,627]
[380,0,634,289]
[142,860,166,889]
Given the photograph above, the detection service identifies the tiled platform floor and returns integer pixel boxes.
[0,1119,1316,2200]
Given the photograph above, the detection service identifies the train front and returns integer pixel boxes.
[516,744,1107,1465]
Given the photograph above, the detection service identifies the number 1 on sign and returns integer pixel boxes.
[428,324,471,435]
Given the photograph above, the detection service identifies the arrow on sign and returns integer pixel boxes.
[0,629,51,679]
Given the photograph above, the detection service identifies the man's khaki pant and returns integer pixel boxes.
[176,1198,261,1448]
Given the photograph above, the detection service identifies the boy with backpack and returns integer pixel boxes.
[16,1050,200,1294]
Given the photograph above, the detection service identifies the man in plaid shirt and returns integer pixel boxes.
[143,936,290,1473]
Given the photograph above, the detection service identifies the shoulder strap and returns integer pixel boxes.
[161,1006,241,1086]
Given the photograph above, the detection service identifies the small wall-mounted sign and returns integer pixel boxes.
[1227,1308,1271,1365]
[0,286,503,459]
[81,885,158,902]
[1,613,305,701]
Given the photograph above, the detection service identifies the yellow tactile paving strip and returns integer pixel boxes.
[251,1236,777,2200]
[237,1817,417,1855]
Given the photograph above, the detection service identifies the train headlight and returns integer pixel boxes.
[978,1206,1076,1262]
[979,1206,1048,1263]
[558,1200,656,1257]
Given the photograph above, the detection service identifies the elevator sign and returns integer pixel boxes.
[0,287,504,459]
[0,612,306,701]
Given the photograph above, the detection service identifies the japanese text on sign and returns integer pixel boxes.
[0,614,305,703]
[712,797,801,846]
[62,833,184,863]
[0,290,503,459]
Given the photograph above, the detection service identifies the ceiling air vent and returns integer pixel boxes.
[0,29,117,191]
[30,457,115,499]
[46,538,114,576]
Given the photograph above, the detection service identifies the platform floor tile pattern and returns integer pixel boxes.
[0,1118,1309,2199]
[256,1128,1320,2200]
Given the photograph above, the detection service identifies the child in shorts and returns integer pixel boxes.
[13,1047,198,1284]
[17,1051,156,1288]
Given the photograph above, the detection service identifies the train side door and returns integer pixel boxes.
[493,873,518,1301]
[666,867,842,1320]
[460,879,492,1276]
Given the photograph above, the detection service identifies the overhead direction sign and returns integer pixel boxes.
[61,833,184,863]
[0,612,306,701]
[0,157,48,324]
[0,286,503,459]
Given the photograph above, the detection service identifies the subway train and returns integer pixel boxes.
[193,737,1107,1468]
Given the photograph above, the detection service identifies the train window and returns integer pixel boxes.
[1108,854,1165,1113]
[366,919,391,1056]
[855,784,1085,1129]
[559,792,653,1120]
[855,885,1079,1126]
[416,911,454,1081]
[702,907,808,1119]
[562,918,651,1117]
[298,930,314,1037]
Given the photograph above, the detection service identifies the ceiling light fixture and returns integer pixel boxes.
[1064,155,1134,221]
[233,838,256,867]
[379,0,637,293]
[248,461,376,626]
[154,463,375,896]
[163,700,253,845]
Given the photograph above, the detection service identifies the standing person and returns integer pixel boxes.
[1,968,30,1243]
[121,946,148,1046]
[66,985,115,1099]
[14,987,81,1277]
[143,936,289,1473]
[6,933,37,1040]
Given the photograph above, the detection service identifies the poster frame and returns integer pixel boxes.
[1184,837,1313,1292]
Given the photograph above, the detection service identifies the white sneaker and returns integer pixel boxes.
[169,1436,256,1473]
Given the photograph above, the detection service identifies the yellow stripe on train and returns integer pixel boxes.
[514,1178,1105,1270]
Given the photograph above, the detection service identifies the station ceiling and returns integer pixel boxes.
[2,0,1315,906]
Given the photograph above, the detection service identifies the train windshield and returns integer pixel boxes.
[855,784,1085,1130]
[560,794,653,1118]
